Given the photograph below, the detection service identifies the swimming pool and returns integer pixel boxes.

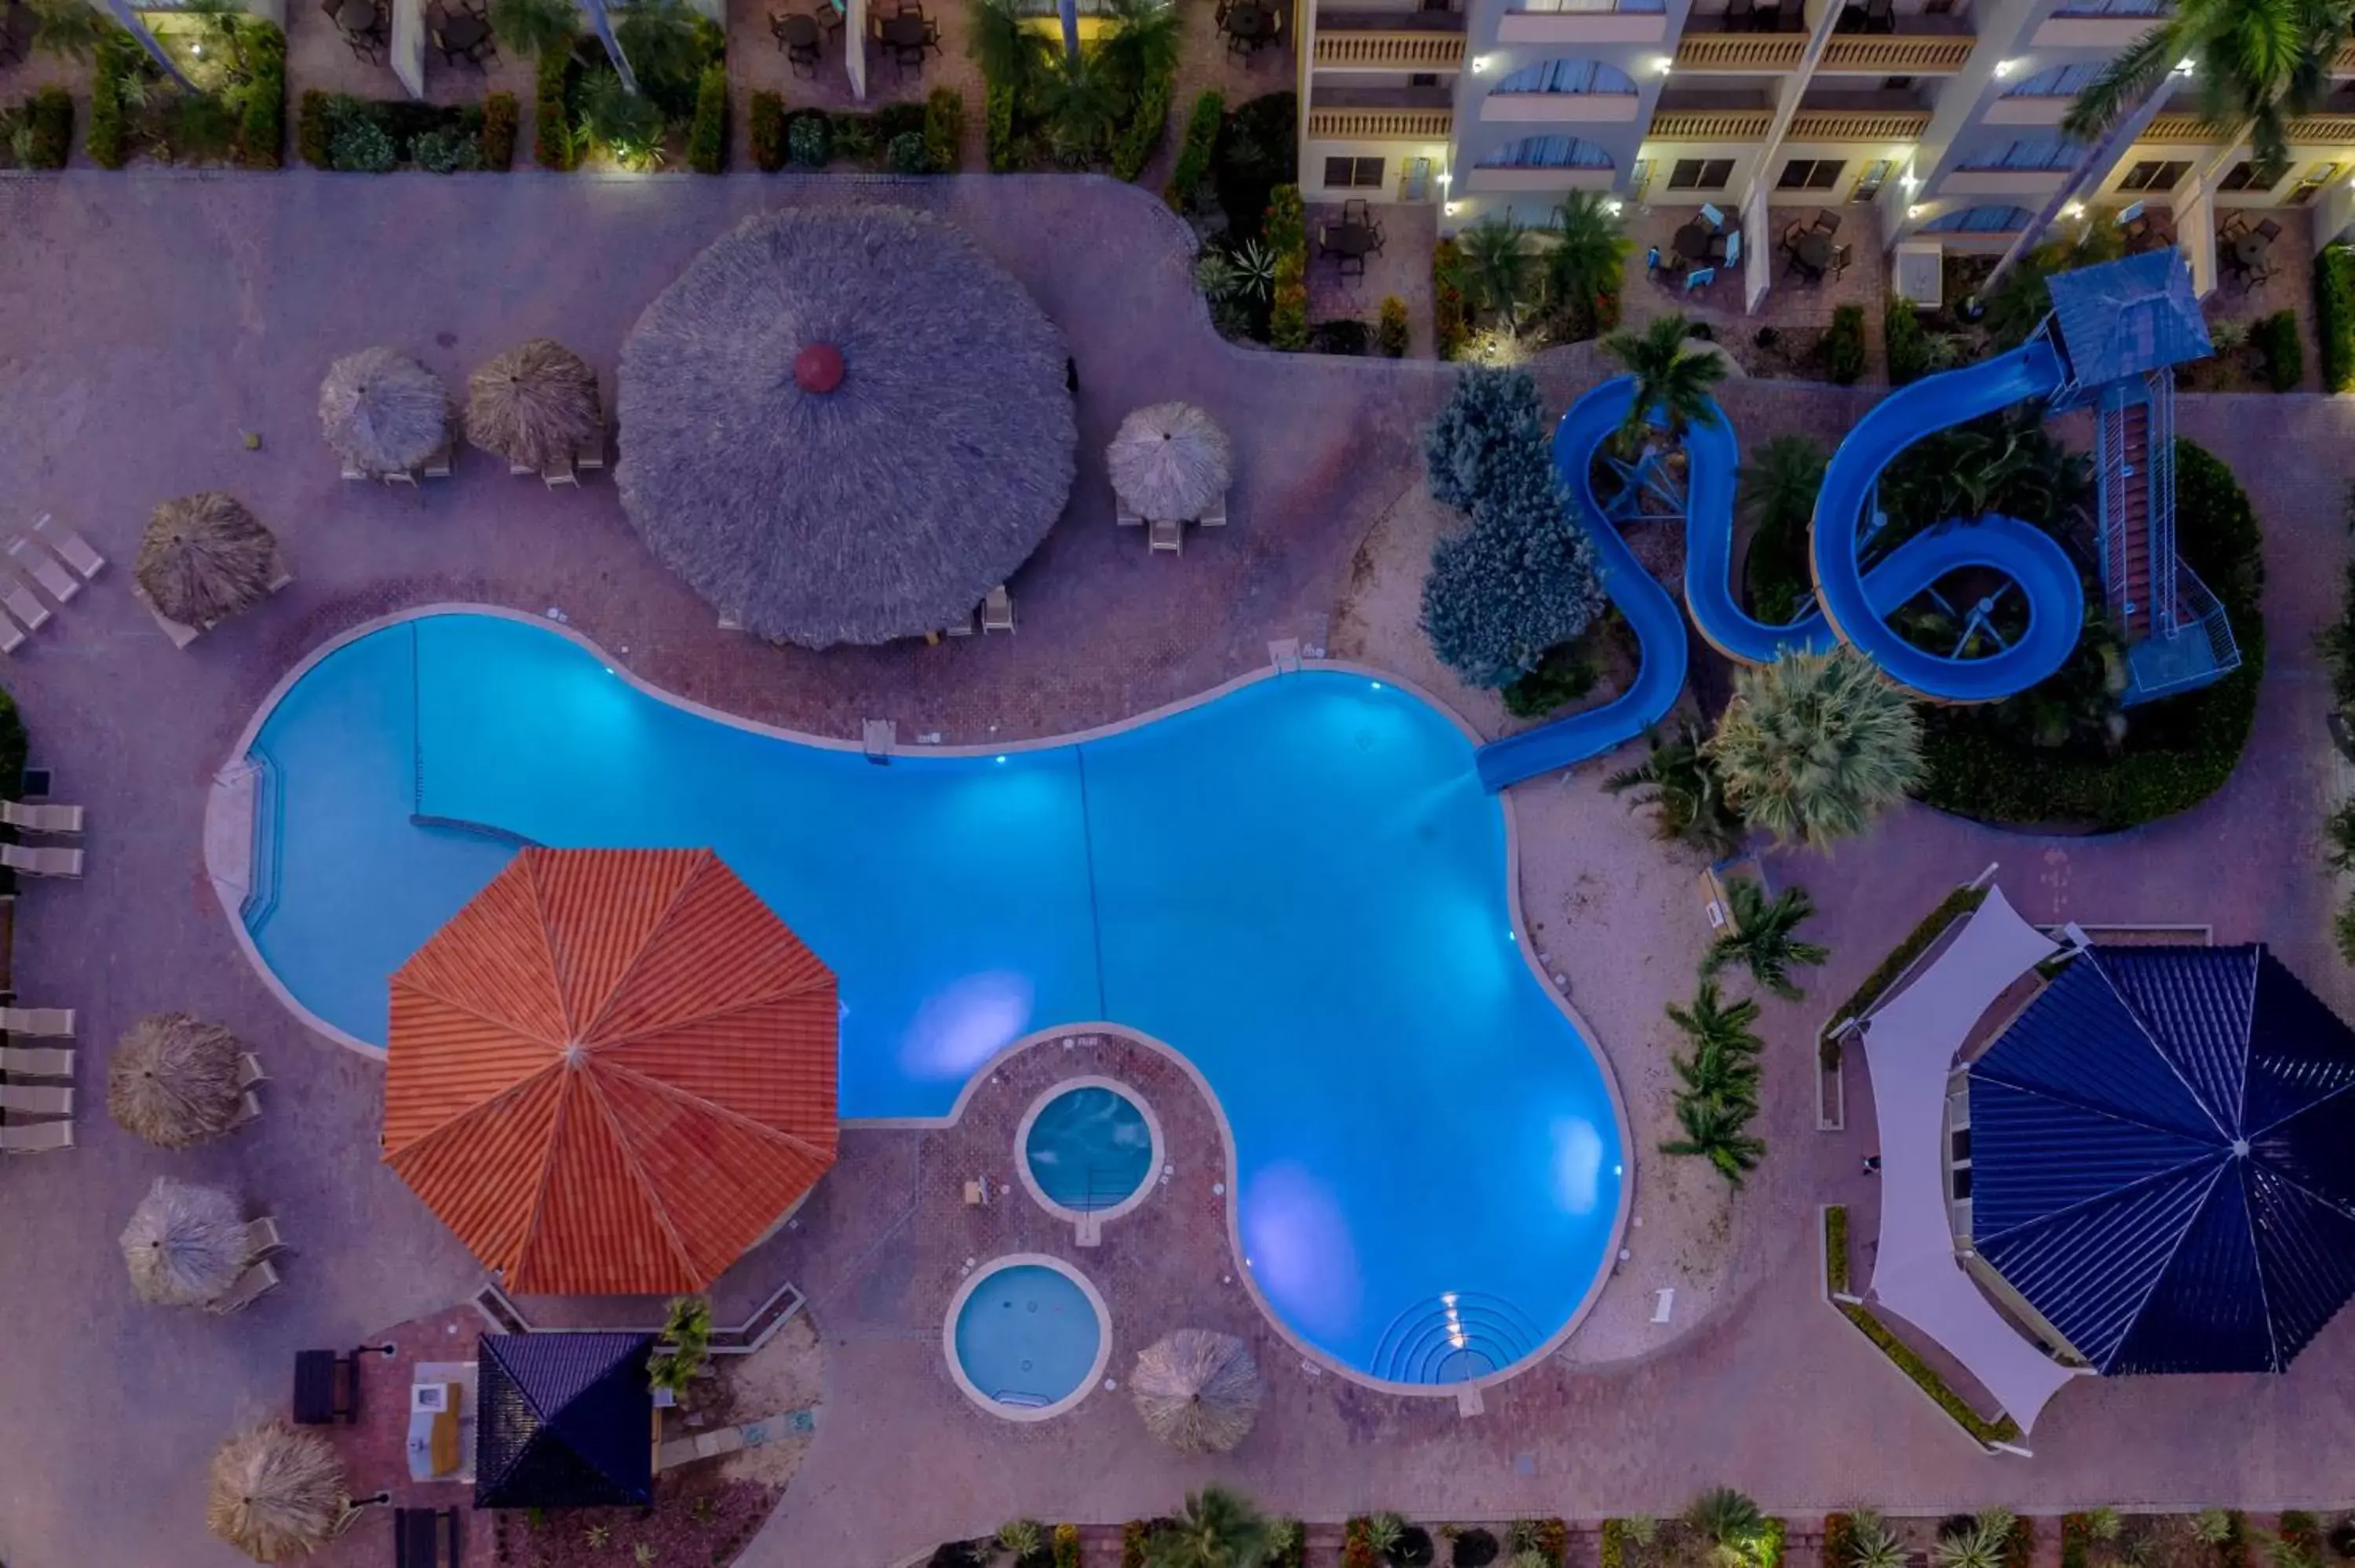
[1022,1081,1157,1215]
[946,1257,1108,1417]
[230,609,1627,1388]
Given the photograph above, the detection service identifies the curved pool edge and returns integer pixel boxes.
[941,1253,1114,1422]
[206,601,1638,1402]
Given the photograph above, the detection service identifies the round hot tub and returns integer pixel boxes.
[944,1254,1109,1420]
[1016,1077,1162,1224]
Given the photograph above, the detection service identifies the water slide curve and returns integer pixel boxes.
[1474,338,2085,792]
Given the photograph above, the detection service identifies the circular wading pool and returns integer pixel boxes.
[1018,1078,1161,1220]
[944,1255,1110,1420]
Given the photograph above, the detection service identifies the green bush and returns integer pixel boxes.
[1265,183,1307,352]
[922,86,962,173]
[1824,1205,1849,1294]
[480,90,518,168]
[688,62,725,172]
[1884,297,1930,386]
[1825,303,1866,385]
[1163,89,1220,210]
[1378,295,1410,359]
[87,32,137,170]
[2254,308,2303,391]
[296,87,331,168]
[749,88,785,170]
[1109,61,1170,182]
[534,46,573,169]
[2317,245,2355,393]
[411,124,481,171]
[1210,89,1294,242]
[1434,238,1466,362]
[18,87,72,169]
[887,128,927,173]
[330,113,396,172]
[2336,894,2355,965]
[787,111,827,167]
[1502,637,1601,718]
[984,81,1016,173]
[233,23,284,168]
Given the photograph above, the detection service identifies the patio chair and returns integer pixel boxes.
[1148,516,1183,553]
[2256,217,2284,242]
[0,1082,71,1116]
[0,1120,71,1152]
[1367,222,1386,255]
[422,442,453,480]
[1338,252,1364,281]
[31,516,102,580]
[0,576,47,633]
[1645,245,1662,276]
[0,1045,73,1077]
[1342,197,1371,226]
[1116,501,1145,527]
[244,1216,286,1260]
[576,434,606,472]
[981,585,1013,633]
[1813,210,1841,235]
[1707,232,1728,264]
[131,583,199,649]
[230,1088,264,1127]
[1831,242,1853,278]
[0,1006,73,1035]
[1700,201,1725,228]
[0,799,80,834]
[1314,223,1331,259]
[237,1052,268,1090]
[944,609,974,636]
[542,454,579,490]
[383,465,418,488]
[1683,266,1716,294]
[6,538,78,605]
[1199,494,1228,527]
[0,844,78,879]
[207,1260,281,1316]
[1725,228,1742,268]
[0,608,24,657]
[291,1349,356,1426]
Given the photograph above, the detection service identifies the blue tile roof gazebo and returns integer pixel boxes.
[474,1331,658,1510]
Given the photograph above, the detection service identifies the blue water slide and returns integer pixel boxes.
[1474,342,2087,792]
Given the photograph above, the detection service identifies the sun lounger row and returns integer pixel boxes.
[0,1007,77,1153]
[0,844,79,877]
[510,436,607,490]
[0,517,103,655]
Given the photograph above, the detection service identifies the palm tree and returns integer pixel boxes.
[1847,1511,1906,1568]
[1546,191,1630,330]
[1459,216,1535,330]
[1097,0,1181,91]
[1706,645,1924,849]
[1148,1487,1271,1568]
[1661,1094,1767,1184]
[22,0,106,60]
[1671,1035,1759,1112]
[1739,435,1825,542]
[969,0,1053,104]
[1604,312,1727,452]
[1688,1489,1769,1566]
[1666,979,1764,1059]
[489,0,579,56]
[1037,46,1123,162]
[1604,720,1745,856]
[1706,879,1831,1001]
[614,0,705,93]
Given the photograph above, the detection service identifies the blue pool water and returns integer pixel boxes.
[953,1264,1101,1409]
[241,611,1625,1384]
[1025,1085,1154,1212]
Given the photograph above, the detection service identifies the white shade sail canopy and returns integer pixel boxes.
[1860,884,2087,1437]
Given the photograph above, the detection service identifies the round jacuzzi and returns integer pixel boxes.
[944,1254,1110,1420]
[1016,1077,1162,1223]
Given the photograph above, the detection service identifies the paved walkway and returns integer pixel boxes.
[0,171,2353,1568]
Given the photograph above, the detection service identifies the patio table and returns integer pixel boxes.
[780,13,818,45]
[336,0,379,31]
[439,11,486,49]
[2231,233,2270,275]
[880,13,926,46]
[1792,231,1833,273]
[1331,222,1375,258]
[1224,5,1269,38]
[1673,222,1713,264]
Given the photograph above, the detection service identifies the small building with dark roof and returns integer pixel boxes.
[474,1331,657,1510]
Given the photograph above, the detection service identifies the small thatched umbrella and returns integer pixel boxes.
[108,1012,247,1149]
[207,1420,350,1563]
[121,1176,247,1307]
[466,338,602,471]
[319,346,452,477]
[1106,403,1232,523]
[137,492,277,628]
[1131,1329,1263,1453]
[617,206,1076,648]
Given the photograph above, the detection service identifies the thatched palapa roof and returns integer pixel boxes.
[121,1176,247,1307]
[108,1012,247,1149]
[1130,1329,1263,1453]
[137,493,276,627]
[467,338,602,471]
[1106,402,1231,521]
[207,1420,350,1563]
[616,206,1077,647]
[320,346,452,477]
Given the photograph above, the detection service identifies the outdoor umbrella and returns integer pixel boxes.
[384,848,841,1295]
[1105,402,1232,522]
[206,1420,350,1563]
[616,206,1076,647]
[108,1012,247,1149]
[319,346,452,478]
[466,337,602,472]
[1130,1329,1263,1453]
[137,492,277,628]
[120,1175,247,1307]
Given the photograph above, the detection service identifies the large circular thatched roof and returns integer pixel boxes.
[137,493,276,626]
[616,206,1077,648]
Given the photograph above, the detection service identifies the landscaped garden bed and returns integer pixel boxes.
[975,0,1175,179]
[533,9,725,173]
[89,15,283,169]
[296,90,516,172]
[1821,1204,2023,1449]
[747,87,962,174]
[0,85,72,169]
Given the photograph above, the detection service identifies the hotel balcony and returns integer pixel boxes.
[1311,7,1466,71]
[1306,84,1457,139]
[1674,7,1970,71]
[1495,0,1670,49]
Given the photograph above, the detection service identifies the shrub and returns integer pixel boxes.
[1434,238,1467,361]
[1825,304,1867,385]
[1836,1300,2021,1444]
[887,128,928,173]
[1455,1531,1499,1568]
[2254,308,2303,391]
[1266,184,1309,351]
[1884,297,1930,386]
[2319,245,2355,392]
[1502,637,1601,718]
[412,125,481,171]
[1163,88,1220,210]
[1053,1524,1081,1568]
[533,46,573,169]
[233,24,285,168]
[1211,89,1294,241]
[19,86,71,169]
[787,112,828,166]
[923,86,962,173]
[296,87,332,168]
[749,89,786,170]
[985,81,1016,173]
[87,32,137,170]
[329,114,397,172]
[1599,1523,1626,1568]
[1824,1204,1849,1294]
[688,62,726,172]
[1110,60,1171,181]
[480,90,518,168]
[1378,295,1410,358]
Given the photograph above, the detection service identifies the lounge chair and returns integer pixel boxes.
[1148,516,1183,553]
[131,582,201,649]
[422,443,453,481]
[245,1215,285,1260]
[7,538,78,604]
[543,454,580,490]
[341,462,367,483]
[0,1045,73,1076]
[576,435,606,472]
[0,1120,71,1152]
[0,844,80,878]
[382,466,419,489]
[1199,494,1228,527]
[0,608,24,656]
[0,1006,73,1036]
[0,799,81,834]
[0,575,49,633]
[231,1088,263,1127]
[207,1260,281,1315]
[509,460,535,478]
[1115,501,1144,527]
[32,516,103,579]
[238,1052,268,1089]
[0,1082,71,1115]
[981,585,1013,633]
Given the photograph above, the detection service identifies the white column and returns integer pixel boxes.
[391,0,426,100]
[845,0,868,100]
[1742,184,1771,313]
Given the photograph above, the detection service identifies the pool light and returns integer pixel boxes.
[1370,680,1383,691]
[995,754,1008,764]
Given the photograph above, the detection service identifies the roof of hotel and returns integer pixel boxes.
[384,848,839,1296]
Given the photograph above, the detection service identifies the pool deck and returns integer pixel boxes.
[1,171,2353,1568]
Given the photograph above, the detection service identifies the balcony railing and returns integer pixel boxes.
[1788,108,1932,139]
[1818,35,1973,71]
[1313,28,1466,67]
[2142,111,2355,142]
[1647,108,1775,138]
[1305,106,1455,137]
[1673,32,1806,69]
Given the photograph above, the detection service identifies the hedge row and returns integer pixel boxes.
[1824,1204,1850,1296]
[1826,304,1866,385]
[688,64,726,174]
[1267,183,1307,352]
[1835,1286,2023,1444]
[1163,89,1220,210]
[534,48,573,170]
[1108,61,1170,183]
[2317,245,2355,393]
[8,87,72,170]
[1884,297,1929,387]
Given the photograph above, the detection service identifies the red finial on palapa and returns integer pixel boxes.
[794,343,845,394]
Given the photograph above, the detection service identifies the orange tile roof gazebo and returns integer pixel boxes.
[383,848,839,1296]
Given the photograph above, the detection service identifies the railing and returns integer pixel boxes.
[1313,28,1466,66]
[1673,32,1805,69]
[240,749,283,933]
[2177,562,2240,676]
[2094,383,2137,629]
[2148,369,2178,625]
[1646,108,1773,138]
[1818,35,1973,70]
[2144,111,2355,141]
[1787,108,1932,140]
[1305,105,1454,137]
